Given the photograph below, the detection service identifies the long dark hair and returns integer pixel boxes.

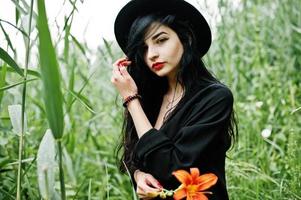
[114,13,238,174]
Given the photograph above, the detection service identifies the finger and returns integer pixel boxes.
[110,74,119,83]
[119,60,132,67]
[112,62,121,72]
[137,191,159,200]
[145,176,163,189]
[112,67,123,79]
[137,186,147,198]
[113,67,121,75]
[137,194,150,200]
[113,59,125,75]
[113,62,129,77]
[139,182,161,193]
[113,57,127,66]
[137,185,146,193]
[119,66,129,76]
[113,57,128,67]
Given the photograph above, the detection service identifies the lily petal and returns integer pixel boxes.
[196,173,218,191]
[173,188,187,200]
[190,168,200,183]
[172,169,192,185]
[192,192,208,200]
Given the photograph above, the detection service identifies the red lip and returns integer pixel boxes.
[152,62,166,70]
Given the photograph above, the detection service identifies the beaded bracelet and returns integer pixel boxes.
[122,94,142,108]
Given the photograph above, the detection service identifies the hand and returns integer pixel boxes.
[111,57,138,99]
[134,170,163,199]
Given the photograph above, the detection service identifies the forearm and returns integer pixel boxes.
[127,99,153,138]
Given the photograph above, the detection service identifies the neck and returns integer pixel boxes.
[166,75,184,97]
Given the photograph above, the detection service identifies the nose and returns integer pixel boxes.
[146,46,159,61]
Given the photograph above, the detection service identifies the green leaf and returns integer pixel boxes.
[0,19,28,37]
[0,64,7,107]
[67,89,96,114]
[0,65,41,78]
[0,77,37,92]
[67,71,94,113]
[64,17,71,62]
[103,38,114,59]
[66,62,75,107]
[291,107,301,114]
[0,47,24,77]
[63,148,76,185]
[0,22,16,55]
[0,157,10,169]
[37,0,64,139]
[15,0,20,25]
[70,34,86,57]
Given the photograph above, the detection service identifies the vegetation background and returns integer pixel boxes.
[0,0,300,199]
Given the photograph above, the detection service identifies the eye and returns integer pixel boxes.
[156,38,168,44]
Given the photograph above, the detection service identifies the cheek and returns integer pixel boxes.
[144,58,152,69]
[169,42,183,63]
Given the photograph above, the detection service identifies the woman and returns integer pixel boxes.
[111,0,237,199]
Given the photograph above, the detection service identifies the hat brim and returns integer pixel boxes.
[114,0,211,57]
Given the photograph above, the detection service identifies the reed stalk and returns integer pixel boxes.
[16,0,34,199]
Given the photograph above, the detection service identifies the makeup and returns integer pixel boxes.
[152,62,166,70]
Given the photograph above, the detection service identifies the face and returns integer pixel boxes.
[143,22,184,78]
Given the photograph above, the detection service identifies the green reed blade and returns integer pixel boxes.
[67,89,96,114]
[0,23,16,55]
[37,0,64,140]
[0,47,24,77]
[0,78,37,92]
[0,66,40,77]
[0,64,7,109]
[0,19,28,37]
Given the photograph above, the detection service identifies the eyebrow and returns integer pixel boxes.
[150,31,168,40]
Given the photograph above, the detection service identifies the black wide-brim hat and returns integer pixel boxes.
[114,0,212,57]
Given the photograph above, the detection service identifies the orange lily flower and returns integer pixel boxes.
[172,168,218,200]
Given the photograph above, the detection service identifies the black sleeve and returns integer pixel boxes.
[132,86,233,182]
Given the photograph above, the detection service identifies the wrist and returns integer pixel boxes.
[123,94,141,108]
[127,98,140,109]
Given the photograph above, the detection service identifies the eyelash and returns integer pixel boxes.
[157,38,168,44]
[143,38,168,52]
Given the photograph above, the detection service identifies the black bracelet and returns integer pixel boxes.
[123,94,142,108]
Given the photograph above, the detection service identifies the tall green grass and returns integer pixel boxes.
[206,0,301,199]
[0,0,300,199]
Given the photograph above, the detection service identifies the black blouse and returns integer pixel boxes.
[132,83,233,200]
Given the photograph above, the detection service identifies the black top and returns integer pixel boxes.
[132,83,233,200]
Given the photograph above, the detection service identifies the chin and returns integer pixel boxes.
[153,68,172,77]
[153,71,168,77]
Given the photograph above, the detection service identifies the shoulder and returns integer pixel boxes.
[208,83,233,104]
[194,83,233,106]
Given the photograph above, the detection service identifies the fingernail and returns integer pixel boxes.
[120,61,129,67]
[117,60,123,66]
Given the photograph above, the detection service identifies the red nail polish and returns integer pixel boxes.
[118,60,127,67]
